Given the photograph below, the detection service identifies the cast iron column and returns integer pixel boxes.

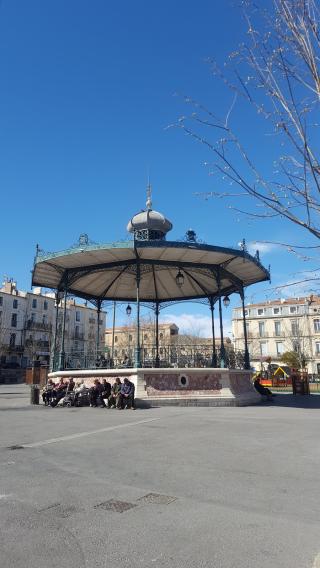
[58,285,68,371]
[240,287,250,370]
[135,264,141,368]
[96,299,102,357]
[217,271,225,368]
[155,302,160,368]
[51,292,60,371]
[209,296,217,367]
[111,301,116,367]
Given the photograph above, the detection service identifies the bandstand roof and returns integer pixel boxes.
[32,240,269,303]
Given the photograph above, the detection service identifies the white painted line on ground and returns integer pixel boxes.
[23,417,162,448]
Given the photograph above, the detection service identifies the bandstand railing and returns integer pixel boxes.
[51,344,247,371]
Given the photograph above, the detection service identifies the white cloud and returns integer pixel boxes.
[160,312,232,338]
[247,241,279,255]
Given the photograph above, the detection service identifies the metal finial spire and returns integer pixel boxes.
[146,177,152,210]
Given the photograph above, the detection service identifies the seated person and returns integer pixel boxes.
[66,378,75,393]
[74,380,89,405]
[42,379,55,405]
[120,377,134,409]
[89,379,104,407]
[101,379,111,407]
[50,378,68,406]
[108,377,122,408]
[254,375,274,399]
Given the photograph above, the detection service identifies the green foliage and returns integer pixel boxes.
[280,351,301,370]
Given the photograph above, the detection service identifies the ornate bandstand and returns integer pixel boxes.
[32,187,270,406]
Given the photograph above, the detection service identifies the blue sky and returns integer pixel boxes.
[0,0,314,335]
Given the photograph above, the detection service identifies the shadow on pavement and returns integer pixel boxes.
[267,393,320,408]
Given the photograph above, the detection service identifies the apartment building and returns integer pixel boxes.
[232,295,320,374]
[0,278,106,369]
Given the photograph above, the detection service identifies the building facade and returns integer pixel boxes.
[232,295,320,374]
[0,278,106,369]
[105,322,231,367]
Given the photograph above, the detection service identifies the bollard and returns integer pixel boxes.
[30,385,40,405]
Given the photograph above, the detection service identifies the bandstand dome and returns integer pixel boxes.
[127,209,173,236]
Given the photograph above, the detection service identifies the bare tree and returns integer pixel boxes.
[172,0,320,276]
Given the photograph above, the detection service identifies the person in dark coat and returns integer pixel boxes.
[89,379,104,407]
[108,377,122,408]
[101,379,111,407]
[120,378,134,409]
[254,375,273,399]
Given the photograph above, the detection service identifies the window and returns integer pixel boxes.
[276,342,284,355]
[291,320,299,335]
[314,319,320,332]
[32,298,37,309]
[75,325,80,338]
[170,328,178,335]
[159,333,164,340]
[273,307,280,315]
[244,309,249,316]
[11,313,17,327]
[76,311,80,322]
[144,334,148,341]
[290,306,299,314]
[274,321,281,337]
[9,333,16,347]
[129,335,132,342]
[260,342,268,356]
[44,300,48,311]
[315,342,320,355]
[42,314,47,324]
[257,308,264,316]
[293,341,300,353]
[0,297,3,306]
[13,299,18,309]
[31,313,36,322]
[0,312,2,324]
[258,321,265,337]
[115,336,118,343]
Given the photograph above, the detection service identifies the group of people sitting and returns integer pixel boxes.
[41,376,135,409]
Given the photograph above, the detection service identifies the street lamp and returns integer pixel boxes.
[126,304,132,316]
[175,270,184,288]
[223,296,230,308]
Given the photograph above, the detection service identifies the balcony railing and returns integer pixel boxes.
[26,320,52,331]
[2,344,24,353]
[71,333,85,340]
[25,339,50,349]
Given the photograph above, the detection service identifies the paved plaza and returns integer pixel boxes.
[1,386,320,568]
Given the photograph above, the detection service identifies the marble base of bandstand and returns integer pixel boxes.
[48,368,262,407]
